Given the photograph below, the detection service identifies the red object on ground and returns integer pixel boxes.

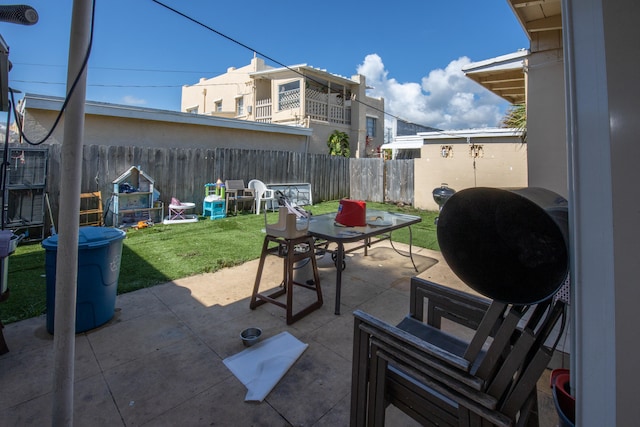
[550,368,575,426]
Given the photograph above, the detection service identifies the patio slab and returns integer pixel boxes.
[0,240,561,426]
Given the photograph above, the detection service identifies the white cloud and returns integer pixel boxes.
[122,95,147,106]
[356,54,507,131]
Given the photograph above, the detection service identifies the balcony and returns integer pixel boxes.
[255,87,351,126]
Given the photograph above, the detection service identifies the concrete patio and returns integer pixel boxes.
[0,241,562,426]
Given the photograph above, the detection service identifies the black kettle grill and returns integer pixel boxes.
[436,187,569,305]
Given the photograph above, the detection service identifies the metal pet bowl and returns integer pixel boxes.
[240,327,262,347]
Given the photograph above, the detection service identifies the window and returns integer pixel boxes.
[214,101,222,112]
[279,80,300,93]
[367,116,377,137]
[236,97,244,115]
[278,80,300,110]
[186,106,198,114]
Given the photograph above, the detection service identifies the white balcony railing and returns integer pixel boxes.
[255,98,272,123]
[253,87,351,125]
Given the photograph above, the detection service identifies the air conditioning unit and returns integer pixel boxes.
[247,105,253,114]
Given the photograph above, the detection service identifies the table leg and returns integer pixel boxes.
[334,242,345,315]
[408,226,418,272]
[0,318,8,354]
[388,226,419,272]
[0,290,9,354]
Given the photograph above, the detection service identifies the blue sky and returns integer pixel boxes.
[0,0,527,130]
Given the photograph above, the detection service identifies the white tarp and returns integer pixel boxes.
[223,331,308,402]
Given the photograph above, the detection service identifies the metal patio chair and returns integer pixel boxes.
[351,277,568,427]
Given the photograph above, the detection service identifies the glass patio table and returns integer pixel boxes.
[307,210,422,315]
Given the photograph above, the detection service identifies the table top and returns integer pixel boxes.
[307,210,421,242]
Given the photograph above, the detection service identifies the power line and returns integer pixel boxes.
[11,0,97,146]
[13,80,180,87]
[13,62,222,74]
[12,80,246,88]
[150,0,396,122]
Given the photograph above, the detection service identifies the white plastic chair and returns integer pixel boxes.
[248,179,276,215]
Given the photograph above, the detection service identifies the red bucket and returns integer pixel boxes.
[550,369,575,427]
[335,199,366,227]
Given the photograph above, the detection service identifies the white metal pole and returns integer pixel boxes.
[51,0,92,425]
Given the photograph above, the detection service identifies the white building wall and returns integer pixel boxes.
[525,30,567,198]
[563,0,640,425]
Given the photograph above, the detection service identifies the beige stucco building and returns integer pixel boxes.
[19,93,312,151]
[181,57,384,157]
[384,128,526,211]
[462,10,565,199]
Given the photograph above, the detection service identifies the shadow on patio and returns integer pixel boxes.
[0,241,561,426]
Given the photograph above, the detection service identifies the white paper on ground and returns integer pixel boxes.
[223,331,308,402]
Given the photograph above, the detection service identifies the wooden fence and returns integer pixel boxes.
[349,158,414,205]
[44,145,414,224]
[384,159,415,205]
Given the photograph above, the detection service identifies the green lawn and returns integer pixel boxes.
[1,201,439,324]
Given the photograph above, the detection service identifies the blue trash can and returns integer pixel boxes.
[42,226,126,334]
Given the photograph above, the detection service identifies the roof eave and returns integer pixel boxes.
[22,93,313,137]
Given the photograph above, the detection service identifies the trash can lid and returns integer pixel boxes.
[42,227,126,250]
